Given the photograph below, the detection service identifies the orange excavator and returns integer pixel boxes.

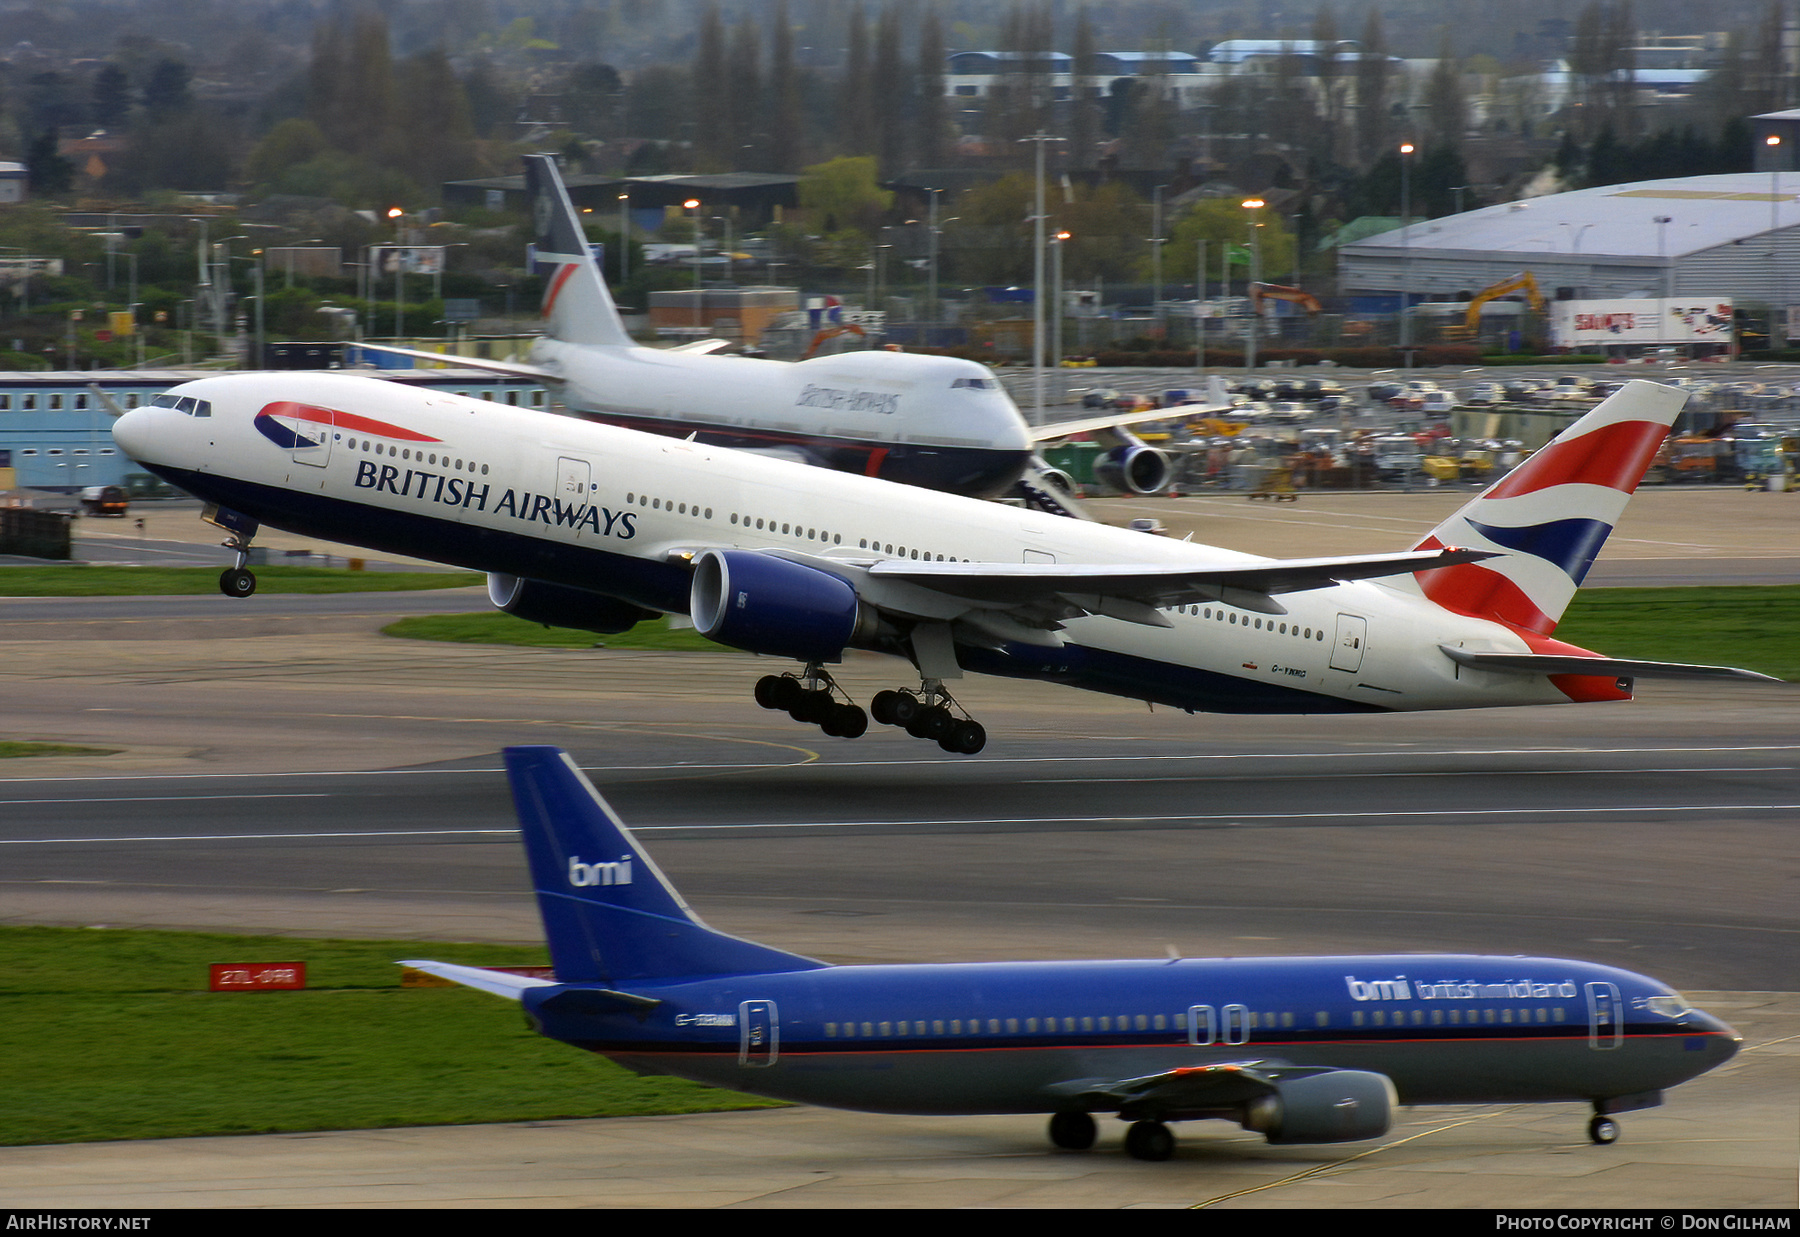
[1464,272,1545,332]
[1249,283,1323,315]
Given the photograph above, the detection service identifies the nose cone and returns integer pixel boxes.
[111,405,154,461]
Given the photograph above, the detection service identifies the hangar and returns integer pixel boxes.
[1338,173,1800,306]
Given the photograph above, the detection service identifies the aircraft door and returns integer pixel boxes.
[1585,982,1623,1050]
[1188,1005,1216,1045]
[1221,1003,1251,1045]
[1329,613,1367,673]
[739,999,778,1067]
[556,456,593,506]
[290,406,332,469]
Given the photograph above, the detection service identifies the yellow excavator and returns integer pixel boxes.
[1463,271,1546,332]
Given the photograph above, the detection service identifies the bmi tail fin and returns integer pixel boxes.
[522,154,635,348]
[505,746,826,984]
[1407,379,1686,635]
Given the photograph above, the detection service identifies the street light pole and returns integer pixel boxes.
[1018,131,1064,426]
[1195,237,1206,378]
[1398,142,1414,360]
[1242,198,1264,374]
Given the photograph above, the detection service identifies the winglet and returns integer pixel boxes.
[505,746,827,983]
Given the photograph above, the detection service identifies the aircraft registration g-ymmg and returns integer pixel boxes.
[111,373,1772,755]
[400,746,1740,1160]
[360,154,1194,514]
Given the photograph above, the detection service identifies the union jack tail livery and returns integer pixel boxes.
[525,154,634,348]
[1406,380,1686,636]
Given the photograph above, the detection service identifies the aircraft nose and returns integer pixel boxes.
[110,405,154,460]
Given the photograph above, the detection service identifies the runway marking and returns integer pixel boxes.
[0,793,329,807]
[1023,765,1793,784]
[11,800,1797,844]
[0,744,1797,784]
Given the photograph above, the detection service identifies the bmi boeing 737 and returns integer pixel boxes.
[400,746,1740,1160]
[110,374,1770,754]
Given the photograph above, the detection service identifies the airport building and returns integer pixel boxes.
[1338,173,1800,308]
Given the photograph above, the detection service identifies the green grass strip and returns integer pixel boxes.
[0,926,776,1146]
[0,742,118,758]
[1555,586,1799,680]
[383,611,723,651]
[0,566,483,596]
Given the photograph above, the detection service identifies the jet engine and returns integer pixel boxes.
[1239,1070,1396,1144]
[1093,443,1172,495]
[689,549,874,663]
[487,573,660,635]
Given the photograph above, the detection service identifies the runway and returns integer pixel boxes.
[0,492,1795,1207]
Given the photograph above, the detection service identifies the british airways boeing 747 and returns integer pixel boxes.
[110,374,1771,753]
[400,747,1740,1160]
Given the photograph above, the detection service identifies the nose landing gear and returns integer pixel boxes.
[870,679,986,754]
[218,538,257,598]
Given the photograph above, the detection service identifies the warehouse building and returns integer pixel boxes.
[1338,173,1800,307]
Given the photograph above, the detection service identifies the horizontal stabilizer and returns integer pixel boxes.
[399,959,558,1001]
[1439,646,1782,682]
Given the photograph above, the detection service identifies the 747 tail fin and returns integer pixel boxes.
[504,746,826,984]
[1408,379,1686,635]
[523,154,634,348]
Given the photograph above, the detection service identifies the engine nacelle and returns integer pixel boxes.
[1240,1070,1395,1144]
[487,573,660,635]
[689,549,869,662]
[1093,443,1171,495]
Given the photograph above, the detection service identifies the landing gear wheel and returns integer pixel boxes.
[219,567,256,598]
[907,704,954,741]
[826,703,868,739]
[885,691,919,726]
[941,719,986,755]
[1587,1115,1619,1145]
[1124,1120,1175,1161]
[755,674,802,711]
[788,688,835,725]
[1048,1111,1096,1151]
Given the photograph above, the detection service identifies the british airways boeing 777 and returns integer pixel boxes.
[110,374,1771,754]
[400,746,1740,1160]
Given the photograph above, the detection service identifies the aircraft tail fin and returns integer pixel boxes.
[1407,379,1686,635]
[504,746,827,984]
[522,154,635,348]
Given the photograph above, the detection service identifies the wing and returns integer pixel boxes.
[665,339,733,354]
[351,343,564,384]
[399,959,558,1000]
[863,547,1493,622]
[1033,401,1237,443]
[1046,1060,1395,1141]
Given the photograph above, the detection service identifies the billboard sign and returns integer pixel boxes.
[1550,298,1733,348]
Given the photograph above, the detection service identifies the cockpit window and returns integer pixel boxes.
[951,377,997,390]
[1643,991,1691,1018]
[151,393,211,417]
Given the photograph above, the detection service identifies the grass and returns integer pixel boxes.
[0,565,483,596]
[0,742,119,758]
[0,926,778,1147]
[1555,586,1800,681]
[383,611,722,651]
[383,586,1800,681]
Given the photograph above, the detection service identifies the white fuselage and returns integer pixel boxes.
[113,372,1573,717]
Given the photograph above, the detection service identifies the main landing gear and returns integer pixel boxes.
[870,679,986,754]
[754,668,868,739]
[753,670,986,753]
[1045,1113,1176,1161]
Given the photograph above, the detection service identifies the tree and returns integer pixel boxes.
[1068,8,1099,170]
[799,156,892,237]
[1164,199,1296,290]
[1422,30,1466,154]
[913,6,949,170]
[692,4,730,168]
[1354,6,1391,166]
[141,58,193,119]
[766,0,804,173]
[25,129,73,199]
[91,63,131,128]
